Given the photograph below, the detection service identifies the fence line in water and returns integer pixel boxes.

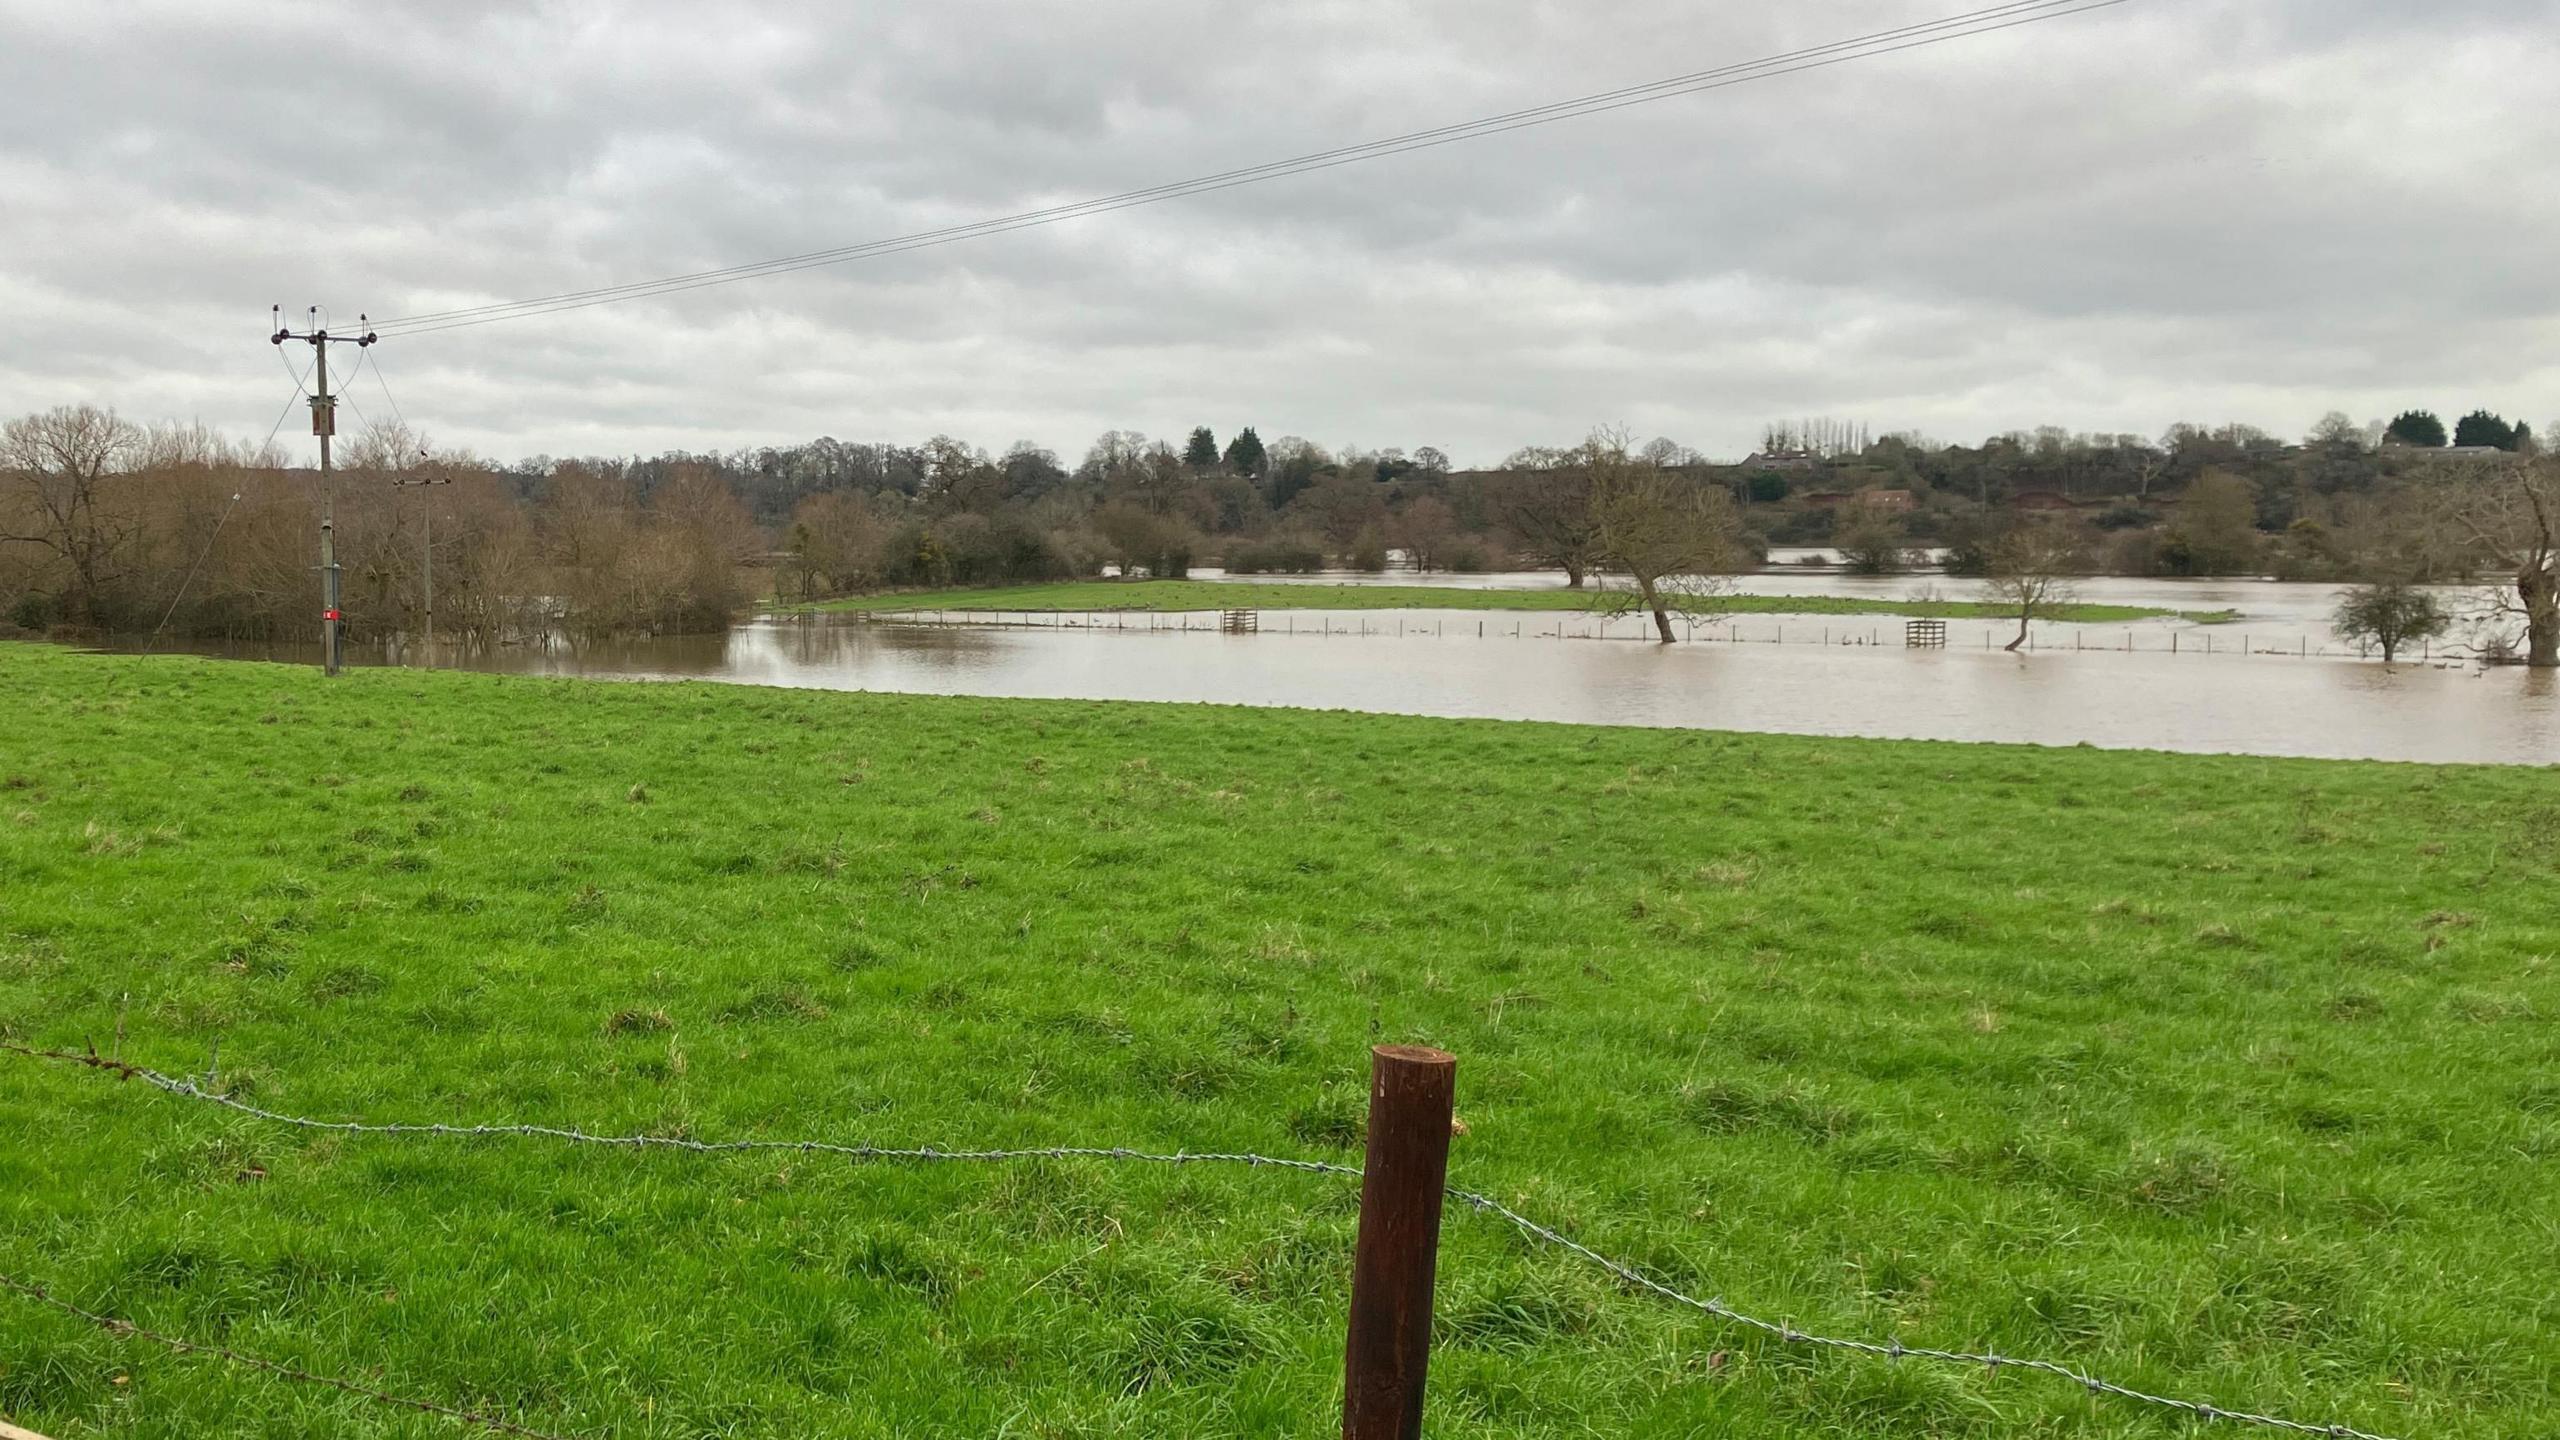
[2,1041,2402,1440]
[857,607,2464,664]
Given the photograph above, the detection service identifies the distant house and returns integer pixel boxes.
[2382,441,2513,461]
[1742,449,1820,472]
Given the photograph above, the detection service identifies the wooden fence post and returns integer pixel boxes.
[1343,1043,1457,1440]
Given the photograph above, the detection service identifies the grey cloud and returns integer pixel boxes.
[0,0,2553,465]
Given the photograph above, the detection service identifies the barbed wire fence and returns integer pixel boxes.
[0,1040,2401,1440]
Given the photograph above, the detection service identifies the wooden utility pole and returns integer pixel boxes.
[392,472,451,658]
[1342,1043,1456,1440]
[271,307,376,676]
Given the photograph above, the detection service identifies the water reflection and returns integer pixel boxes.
[116,614,2560,766]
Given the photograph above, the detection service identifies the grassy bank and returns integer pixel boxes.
[802,579,2233,625]
[0,643,2549,1437]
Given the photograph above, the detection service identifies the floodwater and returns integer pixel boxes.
[122,604,2560,766]
[1198,560,2455,636]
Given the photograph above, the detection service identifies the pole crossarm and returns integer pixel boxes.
[269,307,379,676]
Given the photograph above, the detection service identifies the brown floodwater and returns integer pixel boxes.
[114,607,2560,766]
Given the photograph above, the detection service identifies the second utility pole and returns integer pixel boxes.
[392,472,450,657]
[272,307,376,676]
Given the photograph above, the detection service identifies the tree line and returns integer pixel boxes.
[3,402,2555,664]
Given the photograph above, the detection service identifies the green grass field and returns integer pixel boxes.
[0,642,2550,1438]
[802,579,2234,625]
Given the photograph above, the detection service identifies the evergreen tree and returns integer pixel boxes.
[2453,409,2520,450]
[2384,410,2447,448]
[1182,426,1220,471]
[1222,426,1267,478]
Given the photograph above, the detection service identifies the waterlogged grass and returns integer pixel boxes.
[804,579,2231,625]
[0,642,2553,1438]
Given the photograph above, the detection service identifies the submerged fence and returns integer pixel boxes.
[860,607,2464,663]
[1,1039,2400,1440]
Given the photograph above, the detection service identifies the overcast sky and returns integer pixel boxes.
[2,0,2554,467]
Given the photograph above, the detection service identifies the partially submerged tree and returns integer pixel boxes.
[1981,520,2086,652]
[1585,433,1744,643]
[2423,456,2560,666]
[2332,583,2450,663]
[1835,505,1911,575]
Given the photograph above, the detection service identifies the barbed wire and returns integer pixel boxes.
[0,1041,1359,1180]
[1443,1188,2395,1440]
[0,1270,581,1440]
[3,1041,2401,1440]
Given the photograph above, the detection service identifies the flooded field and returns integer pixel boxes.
[123,606,2560,765]
[1192,561,2462,642]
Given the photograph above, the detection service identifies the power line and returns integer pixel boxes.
[274,343,313,403]
[335,348,377,435]
[259,352,314,453]
[368,344,415,437]
[367,0,2130,337]
[369,0,2087,331]
[141,489,244,653]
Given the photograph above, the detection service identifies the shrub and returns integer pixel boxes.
[877,516,1074,588]
[9,591,59,632]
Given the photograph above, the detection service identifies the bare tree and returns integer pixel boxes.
[1585,432,1744,643]
[2306,411,2365,449]
[1391,495,1458,572]
[1294,471,1385,559]
[0,404,146,627]
[1093,502,1192,578]
[1638,436,1694,468]
[1761,417,1870,458]
[2162,469,2263,575]
[341,418,427,477]
[1494,452,1599,587]
[2422,456,2560,666]
[1981,520,2086,652]
[788,491,887,595]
